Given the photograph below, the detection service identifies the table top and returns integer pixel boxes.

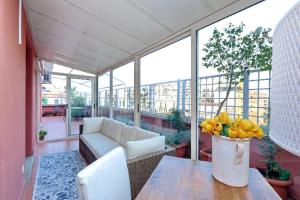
[136,156,280,200]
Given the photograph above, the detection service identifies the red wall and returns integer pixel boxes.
[26,24,37,157]
[0,0,36,199]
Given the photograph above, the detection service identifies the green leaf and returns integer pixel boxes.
[221,124,230,137]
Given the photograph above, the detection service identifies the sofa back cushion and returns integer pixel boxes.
[120,125,137,147]
[135,128,160,140]
[83,117,103,134]
[126,136,165,160]
[101,118,123,142]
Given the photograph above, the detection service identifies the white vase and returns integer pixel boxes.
[212,135,250,187]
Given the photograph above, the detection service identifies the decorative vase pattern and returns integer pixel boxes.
[212,135,250,187]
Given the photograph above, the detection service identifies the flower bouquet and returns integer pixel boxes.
[200,112,264,187]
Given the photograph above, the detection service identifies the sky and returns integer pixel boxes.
[102,0,299,88]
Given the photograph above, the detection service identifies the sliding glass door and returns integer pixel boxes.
[69,77,94,136]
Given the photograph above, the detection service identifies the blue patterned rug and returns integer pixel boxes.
[33,151,86,200]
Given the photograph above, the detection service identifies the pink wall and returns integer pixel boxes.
[0,0,36,199]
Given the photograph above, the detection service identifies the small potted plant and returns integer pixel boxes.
[38,129,48,141]
[166,108,190,157]
[166,130,190,157]
[201,112,264,187]
[259,126,292,200]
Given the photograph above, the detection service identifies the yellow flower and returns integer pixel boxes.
[252,125,264,139]
[201,114,264,139]
[215,112,232,125]
[228,118,264,139]
[239,119,254,132]
[201,119,223,136]
[228,127,239,138]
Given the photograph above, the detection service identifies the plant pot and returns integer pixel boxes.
[175,143,188,158]
[258,169,292,200]
[39,136,45,141]
[212,135,250,187]
[265,177,292,200]
[199,147,212,162]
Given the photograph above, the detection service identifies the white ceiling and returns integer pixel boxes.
[24,0,261,74]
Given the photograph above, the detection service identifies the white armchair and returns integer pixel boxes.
[76,147,131,200]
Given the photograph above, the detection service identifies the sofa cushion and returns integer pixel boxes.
[83,117,103,134]
[80,133,120,158]
[126,136,165,160]
[120,125,137,147]
[135,128,160,140]
[101,118,123,142]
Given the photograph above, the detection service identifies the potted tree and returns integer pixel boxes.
[259,126,292,200]
[166,108,190,158]
[38,129,48,141]
[199,23,272,161]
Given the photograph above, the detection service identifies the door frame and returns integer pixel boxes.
[37,71,96,143]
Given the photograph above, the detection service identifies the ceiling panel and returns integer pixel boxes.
[70,0,172,44]
[133,0,213,31]
[36,43,97,67]
[28,10,129,62]
[37,46,99,72]
[24,0,261,73]
[34,28,114,65]
[27,0,145,53]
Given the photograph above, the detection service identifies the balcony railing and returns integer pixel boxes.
[99,69,271,125]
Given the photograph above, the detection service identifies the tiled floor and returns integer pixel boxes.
[41,116,82,141]
[21,139,79,200]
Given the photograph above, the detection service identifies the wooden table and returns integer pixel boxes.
[136,156,281,200]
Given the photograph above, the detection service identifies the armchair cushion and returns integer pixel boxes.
[82,117,103,134]
[126,136,165,160]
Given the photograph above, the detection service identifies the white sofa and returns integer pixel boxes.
[80,117,166,160]
[79,117,174,198]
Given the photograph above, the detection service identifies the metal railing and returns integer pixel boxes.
[98,70,271,125]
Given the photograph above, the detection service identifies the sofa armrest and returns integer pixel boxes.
[79,124,83,135]
[127,145,175,198]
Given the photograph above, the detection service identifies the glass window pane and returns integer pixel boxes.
[140,37,191,158]
[195,0,296,161]
[112,62,134,125]
[98,72,110,117]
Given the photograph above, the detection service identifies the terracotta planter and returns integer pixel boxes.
[199,148,212,162]
[39,136,45,141]
[265,177,292,200]
[175,143,188,158]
